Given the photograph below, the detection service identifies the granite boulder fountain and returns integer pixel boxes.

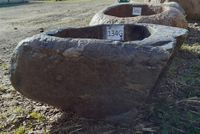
[10,24,187,122]
[90,3,188,28]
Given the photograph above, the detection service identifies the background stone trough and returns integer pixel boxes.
[144,0,200,20]
[0,0,26,4]
[10,24,187,123]
[90,3,188,28]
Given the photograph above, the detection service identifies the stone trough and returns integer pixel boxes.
[90,3,188,28]
[10,24,187,122]
[0,0,26,4]
[144,0,200,20]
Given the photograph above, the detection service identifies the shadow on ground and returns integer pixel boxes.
[49,112,136,134]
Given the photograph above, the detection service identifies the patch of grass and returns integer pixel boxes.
[15,126,27,134]
[169,58,200,87]
[0,62,9,71]
[181,45,200,55]
[0,114,6,120]
[194,128,200,134]
[181,44,200,57]
[148,98,200,134]
[1,110,47,133]
[29,112,46,122]
[0,84,7,93]
[13,107,24,115]
[180,63,200,86]
[0,132,9,134]
[166,44,200,97]
[148,43,200,133]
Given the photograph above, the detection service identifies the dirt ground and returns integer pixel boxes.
[1,0,200,134]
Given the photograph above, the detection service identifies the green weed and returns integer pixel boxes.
[0,62,9,71]
[29,112,45,122]
[0,84,7,93]
[15,126,26,134]
[181,44,200,57]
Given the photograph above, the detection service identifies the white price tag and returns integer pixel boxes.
[106,25,124,41]
[132,7,142,16]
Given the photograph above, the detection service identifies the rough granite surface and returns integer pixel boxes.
[144,0,200,20]
[89,3,188,28]
[10,24,187,122]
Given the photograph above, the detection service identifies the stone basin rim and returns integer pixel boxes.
[103,3,166,18]
[44,24,187,43]
[89,3,188,29]
[15,24,188,55]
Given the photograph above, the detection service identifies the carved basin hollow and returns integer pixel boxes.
[90,3,188,28]
[50,24,151,41]
[10,24,187,123]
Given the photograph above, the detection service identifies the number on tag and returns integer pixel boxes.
[106,25,124,41]
[132,7,142,16]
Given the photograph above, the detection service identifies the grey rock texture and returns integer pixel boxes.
[144,0,200,20]
[10,24,187,122]
[89,3,188,28]
[162,2,185,14]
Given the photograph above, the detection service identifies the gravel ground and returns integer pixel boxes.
[1,1,200,133]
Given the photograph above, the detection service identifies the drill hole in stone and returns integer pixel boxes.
[48,25,151,42]
[104,4,163,17]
